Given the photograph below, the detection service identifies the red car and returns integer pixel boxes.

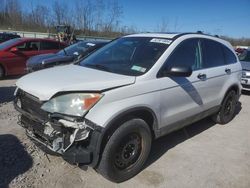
[0,38,66,78]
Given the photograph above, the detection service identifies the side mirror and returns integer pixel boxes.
[162,66,192,77]
[10,47,18,53]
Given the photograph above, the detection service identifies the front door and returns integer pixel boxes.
[158,38,207,133]
[6,41,41,75]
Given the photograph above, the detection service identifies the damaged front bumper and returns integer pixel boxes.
[14,90,103,166]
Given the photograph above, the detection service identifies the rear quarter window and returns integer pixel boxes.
[201,39,225,68]
[222,45,237,64]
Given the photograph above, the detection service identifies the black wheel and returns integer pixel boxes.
[0,65,4,79]
[97,118,152,183]
[212,90,237,124]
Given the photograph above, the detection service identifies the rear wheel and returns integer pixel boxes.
[97,118,152,183]
[212,90,237,124]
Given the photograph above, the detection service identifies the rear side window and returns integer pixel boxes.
[161,39,201,71]
[223,46,237,64]
[40,41,59,50]
[201,39,225,68]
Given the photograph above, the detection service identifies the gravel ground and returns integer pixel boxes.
[0,77,250,188]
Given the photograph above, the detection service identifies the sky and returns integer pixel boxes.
[21,0,250,38]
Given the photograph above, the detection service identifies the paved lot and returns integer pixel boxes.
[0,77,250,188]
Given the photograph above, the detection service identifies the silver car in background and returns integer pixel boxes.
[239,49,250,90]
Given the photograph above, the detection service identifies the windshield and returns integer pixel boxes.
[239,50,250,62]
[58,41,96,56]
[79,37,170,76]
[0,38,21,50]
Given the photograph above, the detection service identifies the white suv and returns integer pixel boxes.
[14,33,242,182]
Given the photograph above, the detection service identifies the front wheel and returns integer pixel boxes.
[212,90,237,124]
[97,118,152,183]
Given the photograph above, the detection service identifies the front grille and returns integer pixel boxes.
[21,115,52,144]
[17,89,48,121]
[242,84,250,89]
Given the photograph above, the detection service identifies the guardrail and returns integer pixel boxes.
[0,29,55,38]
[0,29,112,41]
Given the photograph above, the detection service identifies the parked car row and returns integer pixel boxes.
[0,32,21,43]
[239,49,250,90]
[14,32,242,182]
[26,40,108,72]
[0,37,109,79]
[0,38,67,78]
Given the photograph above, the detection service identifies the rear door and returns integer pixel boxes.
[198,38,231,108]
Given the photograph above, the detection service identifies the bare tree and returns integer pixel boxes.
[52,0,70,25]
[74,0,94,34]
[104,0,123,32]
[156,18,169,32]
[94,0,105,32]
[31,5,50,27]
[120,25,137,34]
[173,17,180,32]
[4,0,22,29]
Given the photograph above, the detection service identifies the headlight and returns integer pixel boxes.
[41,93,103,117]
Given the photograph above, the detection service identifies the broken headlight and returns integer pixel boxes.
[41,93,103,117]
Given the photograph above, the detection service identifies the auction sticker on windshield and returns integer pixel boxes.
[131,65,147,72]
[150,38,172,45]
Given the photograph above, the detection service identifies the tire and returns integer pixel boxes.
[0,65,4,79]
[97,118,152,183]
[212,90,237,124]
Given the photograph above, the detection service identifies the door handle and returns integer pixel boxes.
[225,68,231,74]
[197,73,207,80]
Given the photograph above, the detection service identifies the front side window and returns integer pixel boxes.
[160,38,201,74]
[201,39,225,68]
[16,41,40,51]
[80,37,169,76]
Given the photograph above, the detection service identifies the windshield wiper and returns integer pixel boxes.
[84,64,111,72]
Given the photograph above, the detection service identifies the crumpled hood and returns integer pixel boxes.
[16,65,136,101]
[241,61,250,71]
